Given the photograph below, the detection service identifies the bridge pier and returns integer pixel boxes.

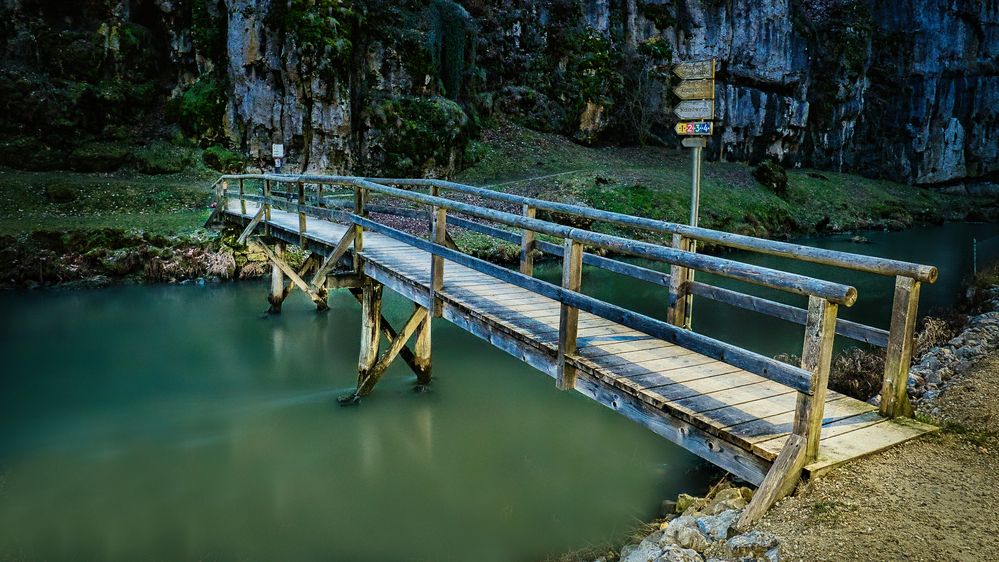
[267,241,286,314]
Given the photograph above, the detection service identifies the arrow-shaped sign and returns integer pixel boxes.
[673,99,714,120]
[673,60,714,80]
[672,79,714,100]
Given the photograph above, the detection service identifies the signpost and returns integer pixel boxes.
[670,58,716,329]
[272,143,285,174]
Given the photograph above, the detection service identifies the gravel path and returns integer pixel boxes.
[755,354,999,562]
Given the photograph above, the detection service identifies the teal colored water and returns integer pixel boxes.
[0,221,996,561]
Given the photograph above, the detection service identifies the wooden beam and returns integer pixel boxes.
[263,179,272,236]
[667,234,694,329]
[520,204,536,276]
[792,296,838,461]
[414,305,432,385]
[280,253,320,301]
[430,206,446,317]
[353,185,365,272]
[347,287,422,378]
[880,276,920,418]
[557,238,583,390]
[735,434,807,530]
[310,228,356,289]
[256,238,325,308]
[236,207,265,245]
[267,241,286,314]
[239,178,247,215]
[298,181,307,246]
[356,281,383,391]
[357,306,429,396]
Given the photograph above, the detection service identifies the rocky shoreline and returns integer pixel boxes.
[0,228,276,290]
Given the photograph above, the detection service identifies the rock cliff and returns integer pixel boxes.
[1,0,995,187]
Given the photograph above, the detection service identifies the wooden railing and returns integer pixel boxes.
[215,173,936,463]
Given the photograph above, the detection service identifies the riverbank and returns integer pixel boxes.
[560,269,999,562]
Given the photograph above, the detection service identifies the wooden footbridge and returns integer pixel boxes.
[209,173,937,523]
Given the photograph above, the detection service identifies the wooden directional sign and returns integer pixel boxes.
[673,99,714,120]
[673,79,714,100]
[675,121,713,136]
[673,60,714,80]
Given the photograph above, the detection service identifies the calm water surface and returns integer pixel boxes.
[0,221,996,561]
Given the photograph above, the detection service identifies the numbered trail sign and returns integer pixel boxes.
[672,60,714,80]
[673,99,714,120]
[675,122,713,136]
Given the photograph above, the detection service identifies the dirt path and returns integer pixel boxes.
[755,355,999,562]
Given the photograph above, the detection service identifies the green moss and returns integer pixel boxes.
[752,160,789,198]
[638,37,673,62]
[638,1,676,29]
[0,137,67,171]
[368,95,470,176]
[134,141,193,174]
[202,146,245,173]
[267,0,358,83]
[68,142,132,173]
[166,76,226,139]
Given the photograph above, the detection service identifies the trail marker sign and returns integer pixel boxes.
[672,79,715,100]
[675,121,713,136]
[673,99,714,120]
[673,60,714,80]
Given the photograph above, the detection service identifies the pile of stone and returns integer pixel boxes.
[613,484,780,562]
[909,286,999,401]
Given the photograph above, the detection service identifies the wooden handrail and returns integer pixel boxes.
[222,174,858,306]
[365,177,938,284]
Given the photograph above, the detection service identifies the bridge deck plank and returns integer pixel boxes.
[222,201,935,477]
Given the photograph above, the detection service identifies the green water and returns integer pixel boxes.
[0,221,996,561]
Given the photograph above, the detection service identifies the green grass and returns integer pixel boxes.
[0,167,214,236]
[457,123,979,239]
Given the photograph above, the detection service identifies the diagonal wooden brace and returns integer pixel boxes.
[355,305,429,397]
[254,238,326,308]
[311,228,356,290]
[237,208,266,245]
[280,253,321,301]
[347,288,421,378]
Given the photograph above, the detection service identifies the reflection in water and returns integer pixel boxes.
[0,222,993,561]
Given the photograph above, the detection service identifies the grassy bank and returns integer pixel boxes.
[458,124,993,245]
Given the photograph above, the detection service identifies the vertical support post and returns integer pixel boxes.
[263,179,272,236]
[317,183,325,209]
[353,185,365,272]
[690,143,702,227]
[298,181,307,247]
[414,303,432,386]
[430,205,447,317]
[880,276,921,418]
[792,295,839,461]
[357,281,383,385]
[267,241,286,314]
[556,238,584,390]
[219,180,228,209]
[520,204,536,276]
[667,234,695,329]
[239,178,247,215]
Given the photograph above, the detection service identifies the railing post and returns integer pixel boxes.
[263,179,272,236]
[430,205,447,317]
[520,204,536,276]
[792,295,838,461]
[238,178,247,215]
[880,275,921,418]
[556,238,584,390]
[298,181,307,246]
[667,234,694,329]
[317,183,325,208]
[353,185,365,272]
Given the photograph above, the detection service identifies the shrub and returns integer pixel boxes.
[0,137,66,170]
[752,160,789,198]
[68,142,131,172]
[134,141,192,174]
[202,146,245,173]
[166,76,226,139]
[369,95,470,176]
